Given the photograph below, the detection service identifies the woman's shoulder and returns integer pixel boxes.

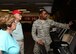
[0,30,10,38]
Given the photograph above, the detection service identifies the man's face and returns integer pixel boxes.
[14,13,22,21]
[40,11,48,20]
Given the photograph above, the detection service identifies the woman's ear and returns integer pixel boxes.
[7,26,11,30]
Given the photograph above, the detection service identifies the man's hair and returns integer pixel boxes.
[39,9,48,14]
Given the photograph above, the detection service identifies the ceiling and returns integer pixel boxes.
[0,0,53,3]
[0,0,53,12]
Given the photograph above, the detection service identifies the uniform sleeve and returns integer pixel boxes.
[50,20,69,29]
[31,22,39,42]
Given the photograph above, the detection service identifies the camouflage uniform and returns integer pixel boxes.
[32,19,68,54]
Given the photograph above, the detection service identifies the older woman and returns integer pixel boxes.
[0,12,20,54]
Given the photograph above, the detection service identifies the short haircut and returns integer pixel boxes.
[39,9,48,14]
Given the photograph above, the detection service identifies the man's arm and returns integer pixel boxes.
[32,22,44,45]
[32,22,39,41]
[51,20,70,29]
[32,22,39,42]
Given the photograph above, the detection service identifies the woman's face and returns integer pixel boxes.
[10,21,17,31]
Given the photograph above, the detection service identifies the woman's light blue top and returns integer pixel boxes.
[0,29,20,54]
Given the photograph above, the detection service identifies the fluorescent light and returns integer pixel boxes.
[23,11,30,13]
[1,9,10,11]
[18,9,27,11]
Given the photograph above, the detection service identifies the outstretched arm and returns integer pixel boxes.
[50,20,70,29]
